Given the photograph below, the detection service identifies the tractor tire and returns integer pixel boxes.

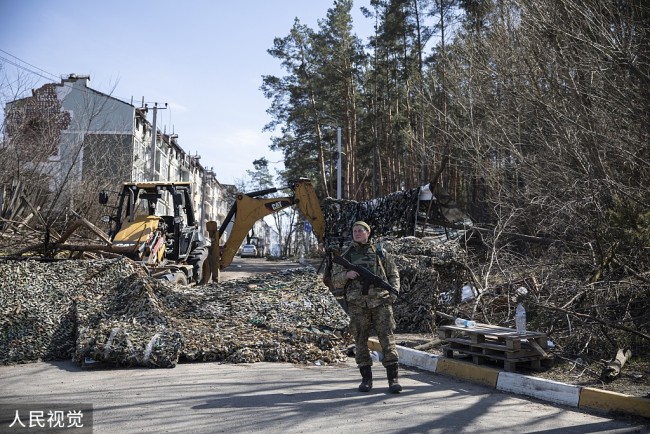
[187,246,209,284]
[173,272,188,286]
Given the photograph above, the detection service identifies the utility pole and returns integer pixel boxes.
[337,126,342,199]
[322,121,343,199]
[146,102,167,181]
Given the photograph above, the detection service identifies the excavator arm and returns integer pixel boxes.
[205,178,324,283]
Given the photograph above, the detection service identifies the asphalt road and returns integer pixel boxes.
[1,257,647,433]
[1,359,647,434]
[219,256,317,281]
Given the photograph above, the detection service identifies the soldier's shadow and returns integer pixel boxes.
[193,381,410,411]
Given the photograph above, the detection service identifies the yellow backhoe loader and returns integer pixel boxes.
[96,181,209,285]
[204,178,325,283]
[21,178,324,286]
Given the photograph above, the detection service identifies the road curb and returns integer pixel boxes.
[437,358,499,388]
[368,338,649,419]
[497,371,580,407]
[579,387,650,418]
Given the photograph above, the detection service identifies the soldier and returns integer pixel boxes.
[331,221,402,393]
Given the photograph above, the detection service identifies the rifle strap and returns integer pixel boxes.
[371,244,388,282]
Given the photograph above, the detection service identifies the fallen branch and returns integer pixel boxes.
[434,310,454,320]
[538,303,650,341]
[414,339,443,351]
[56,214,112,245]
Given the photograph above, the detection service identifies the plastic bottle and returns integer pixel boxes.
[454,318,476,328]
[515,303,527,335]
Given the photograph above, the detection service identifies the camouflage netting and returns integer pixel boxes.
[383,237,470,333]
[0,258,350,368]
[322,188,420,246]
[320,189,473,333]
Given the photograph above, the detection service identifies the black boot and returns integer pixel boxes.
[358,365,373,392]
[386,363,402,394]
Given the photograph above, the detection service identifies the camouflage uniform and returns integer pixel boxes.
[331,240,401,367]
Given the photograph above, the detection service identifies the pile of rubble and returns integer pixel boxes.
[0,258,350,368]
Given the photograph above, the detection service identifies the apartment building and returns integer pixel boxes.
[3,74,231,236]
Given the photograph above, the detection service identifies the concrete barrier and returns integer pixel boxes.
[368,338,649,420]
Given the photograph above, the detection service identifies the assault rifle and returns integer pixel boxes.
[329,252,456,321]
[330,253,400,298]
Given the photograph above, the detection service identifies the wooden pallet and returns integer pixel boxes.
[439,323,553,372]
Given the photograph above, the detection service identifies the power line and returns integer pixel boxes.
[0,48,177,136]
[1,49,122,99]
[0,54,57,83]
[0,48,60,81]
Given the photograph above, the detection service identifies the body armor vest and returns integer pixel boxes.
[345,244,383,279]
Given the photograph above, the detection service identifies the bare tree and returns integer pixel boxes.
[430,0,649,361]
[1,74,137,255]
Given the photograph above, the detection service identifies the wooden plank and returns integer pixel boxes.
[529,339,550,358]
[440,323,551,373]
[485,347,540,359]
[446,337,502,350]
[446,341,540,360]
[444,344,552,372]
[446,347,545,364]
[446,337,535,355]
[471,333,485,344]
[506,339,521,351]
[534,337,549,349]
[439,324,547,339]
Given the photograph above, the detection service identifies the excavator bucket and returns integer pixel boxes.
[201,178,325,279]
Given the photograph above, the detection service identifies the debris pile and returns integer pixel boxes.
[0,258,350,368]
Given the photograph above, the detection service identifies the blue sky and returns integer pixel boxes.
[0,0,372,185]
